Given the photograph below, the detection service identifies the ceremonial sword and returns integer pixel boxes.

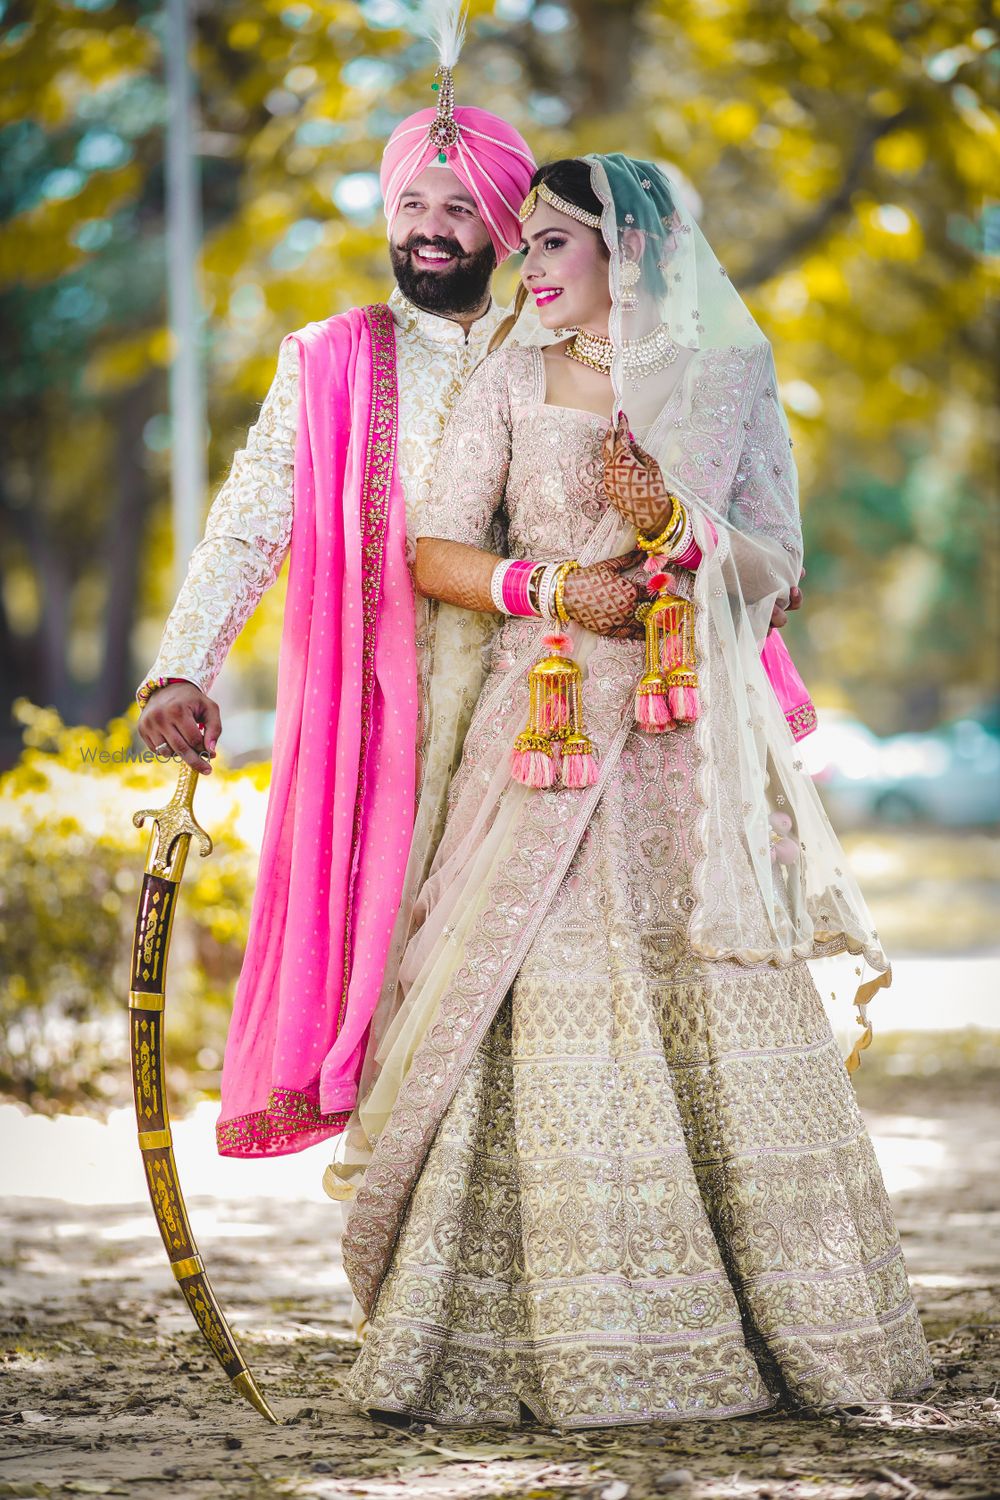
[130,759,279,1423]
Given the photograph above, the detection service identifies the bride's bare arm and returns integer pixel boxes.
[414,538,647,639]
[413,537,500,613]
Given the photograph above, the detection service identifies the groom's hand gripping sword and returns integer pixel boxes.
[130,759,279,1424]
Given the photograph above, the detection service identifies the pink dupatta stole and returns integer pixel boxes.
[217,305,419,1158]
[761,630,817,742]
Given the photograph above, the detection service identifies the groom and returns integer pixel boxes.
[136,101,535,753]
[135,99,549,1159]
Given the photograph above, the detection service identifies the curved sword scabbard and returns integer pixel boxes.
[130,761,279,1425]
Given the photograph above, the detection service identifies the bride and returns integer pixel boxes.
[327,153,932,1428]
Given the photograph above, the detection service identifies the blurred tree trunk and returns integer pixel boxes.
[1,435,72,720]
[570,0,642,114]
[32,507,71,713]
[1,376,155,749]
[88,376,158,724]
[0,475,44,766]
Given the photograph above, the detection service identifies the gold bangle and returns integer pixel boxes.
[663,501,688,548]
[136,676,168,710]
[553,559,579,625]
[636,496,685,553]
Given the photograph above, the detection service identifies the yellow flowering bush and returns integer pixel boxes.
[0,699,268,1116]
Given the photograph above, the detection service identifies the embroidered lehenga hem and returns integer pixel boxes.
[345,1374,934,1431]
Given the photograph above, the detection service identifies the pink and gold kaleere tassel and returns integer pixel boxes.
[511,634,600,789]
[634,562,701,731]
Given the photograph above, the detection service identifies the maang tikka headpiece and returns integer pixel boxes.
[518,180,602,230]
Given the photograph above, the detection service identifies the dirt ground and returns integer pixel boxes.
[2,1045,998,1500]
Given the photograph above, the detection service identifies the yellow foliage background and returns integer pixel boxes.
[0,0,996,1111]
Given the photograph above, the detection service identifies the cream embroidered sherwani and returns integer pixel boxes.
[136,287,508,704]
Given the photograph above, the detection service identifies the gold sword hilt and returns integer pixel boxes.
[130,757,279,1425]
[133,758,213,879]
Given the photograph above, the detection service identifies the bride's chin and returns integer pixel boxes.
[536,298,577,327]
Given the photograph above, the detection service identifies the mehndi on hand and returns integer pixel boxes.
[602,413,674,536]
[562,551,647,640]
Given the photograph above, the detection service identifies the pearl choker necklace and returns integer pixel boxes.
[565,324,679,378]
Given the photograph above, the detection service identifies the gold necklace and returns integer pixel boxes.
[565,324,679,378]
[565,329,614,372]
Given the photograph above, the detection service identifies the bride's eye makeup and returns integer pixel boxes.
[543,235,567,252]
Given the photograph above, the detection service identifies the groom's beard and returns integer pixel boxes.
[390,234,497,316]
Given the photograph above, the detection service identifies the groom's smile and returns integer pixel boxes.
[405,235,466,272]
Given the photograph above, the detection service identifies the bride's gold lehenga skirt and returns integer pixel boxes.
[343,953,933,1427]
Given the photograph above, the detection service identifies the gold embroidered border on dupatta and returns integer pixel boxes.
[337,304,401,1034]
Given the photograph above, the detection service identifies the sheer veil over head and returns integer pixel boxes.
[584,150,888,1007]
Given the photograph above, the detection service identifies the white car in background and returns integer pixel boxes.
[807,706,1000,828]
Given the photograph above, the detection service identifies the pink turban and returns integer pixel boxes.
[380,106,536,263]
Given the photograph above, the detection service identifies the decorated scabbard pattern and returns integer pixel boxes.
[130,762,278,1423]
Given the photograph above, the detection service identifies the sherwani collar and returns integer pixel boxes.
[387,285,507,351]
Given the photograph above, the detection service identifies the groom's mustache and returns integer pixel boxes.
[400,234,468,260]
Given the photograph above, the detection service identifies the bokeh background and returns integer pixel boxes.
[1,0,997,1118]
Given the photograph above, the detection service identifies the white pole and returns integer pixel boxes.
[164,0,206,594]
